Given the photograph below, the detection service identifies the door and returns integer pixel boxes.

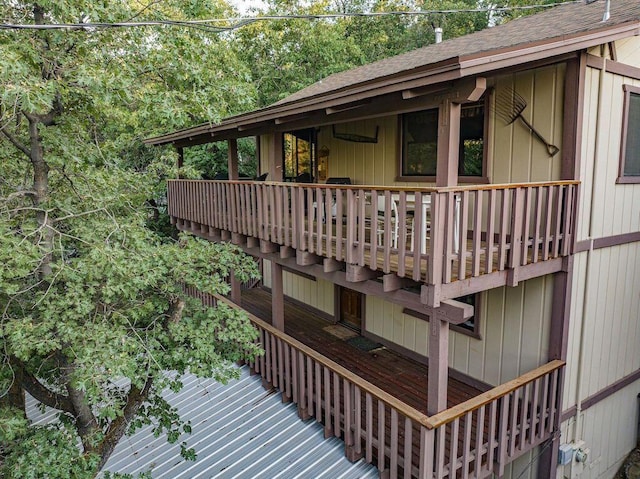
[339,287,364,332]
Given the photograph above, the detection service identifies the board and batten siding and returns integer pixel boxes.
[259,64,566,187]
[262,260,334,316]
[367,276,553,387]
[578,55,640,240]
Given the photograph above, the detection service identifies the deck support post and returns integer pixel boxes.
[230,269,242,306]
[271,261,285,331]
[227,138,239,180]
[436,99,460,188]
[270,133,283,182]
[427,310,449,415]
[538,257,574,479]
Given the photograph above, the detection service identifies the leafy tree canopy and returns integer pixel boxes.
[0,1,261,476]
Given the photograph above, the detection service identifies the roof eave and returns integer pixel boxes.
[145,19,640,147]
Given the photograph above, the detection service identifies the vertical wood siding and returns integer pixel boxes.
[262,259,334,315]
[579,53,640,240]
[366,275,553,387]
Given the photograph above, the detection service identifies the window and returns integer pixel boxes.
[283,129,316,182]
[403,293,481,339]
[618,85,640,183]
[400,100,486,180]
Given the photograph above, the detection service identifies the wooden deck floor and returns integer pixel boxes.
[240,287,483,414]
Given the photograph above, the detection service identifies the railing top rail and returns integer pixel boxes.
[167,179,580,192]
[425,359,565,429]
[212,293,433,427]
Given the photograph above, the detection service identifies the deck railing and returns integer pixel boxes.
[168,180,578,286]
[185,289,564,479]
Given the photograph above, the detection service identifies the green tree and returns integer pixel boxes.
[0,1,261,476]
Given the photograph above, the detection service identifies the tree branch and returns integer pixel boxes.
[15,358,74,414]
[97,375,154,469]
[0,127,31,159]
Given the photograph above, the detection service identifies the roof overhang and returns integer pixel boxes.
[145,20,640,148]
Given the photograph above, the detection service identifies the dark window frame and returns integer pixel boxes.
[282,128,317,182]
[396,96,490,184]
[402,293,482,339]
[617,84,640,184]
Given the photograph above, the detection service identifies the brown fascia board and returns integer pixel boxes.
[146,20,640,147]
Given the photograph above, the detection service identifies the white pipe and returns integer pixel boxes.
[435,27,443,44]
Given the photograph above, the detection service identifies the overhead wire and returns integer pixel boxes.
[0,1,582,32]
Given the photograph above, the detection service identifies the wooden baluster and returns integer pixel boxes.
[390,409,399,478]
[539,373,550,440]
[403,416,413,479]
[307,356,314,418]
[291,347,298,404]
[497,189,510,271]
[334,372,341,438]
[508,390,519,458]
[315,361,322,421]
[435,427,446,479]
[298,187,306,251]
[370,190,379,271]
[486,401,498,475]
[357,188,366,266]
[553,186,564,257]
[444,191,455,282]
[461,411,472,478]
[345,379,354,456]
[284,342,292,402]
[275,184,283,244]
[325,188,333,258]
[494,394,510,476]
[543,186,553,261]
[410,191,420,280]
[307,187,315,253]
[324,366,332,437]
[280,186,291,246]
[508,187,524,270]
[336,189,344,261]
[269,184,277,241]
[521,187,532,266]
[475,405,486,474]
[472,190,483,276]
[458,190,470,281]
[365,393,373,462]
[354,386,362,459]
[291,185,298,249]
[449,420,459,479]
[419,427,434,479]
[485,189,496,274]
[314,188,323,255]
[378,402,387,473]
[398,190,408,281]
[346,189,356,264]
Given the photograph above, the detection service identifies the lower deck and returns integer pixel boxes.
[240,286,484,413]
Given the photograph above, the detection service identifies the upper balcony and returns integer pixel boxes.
[167,179,578,305]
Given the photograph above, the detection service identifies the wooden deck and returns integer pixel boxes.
[239,286,483,413]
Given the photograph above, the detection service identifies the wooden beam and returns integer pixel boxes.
[270,133,284,182]
[246,236,260,249]
[323,258,342,273]
[280,246,295,259]
[296,250,322,266]
[260,240,278,253]
[231,233,245,246]
[436,99,461,187]
[345,264,379,283]
[274,113,308,125]
[221,230,231,241]
[382,274,405,292]
[271,262,284,331]
[227,138,239,180]
[427,312,449,415]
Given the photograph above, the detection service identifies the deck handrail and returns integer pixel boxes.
[168,178,580,193]
[185,288,565,478]
[211,292,433,427]
[425,359,565,429]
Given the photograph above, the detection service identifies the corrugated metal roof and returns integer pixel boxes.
[26,366,378,478]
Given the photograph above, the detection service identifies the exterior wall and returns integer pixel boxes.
[262,259,334,316]
[259,64,566,187]
[560,38,640,479]
[366,275,553,387]
[490,64,565,184]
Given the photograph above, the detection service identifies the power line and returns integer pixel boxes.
[0,2,582,32]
